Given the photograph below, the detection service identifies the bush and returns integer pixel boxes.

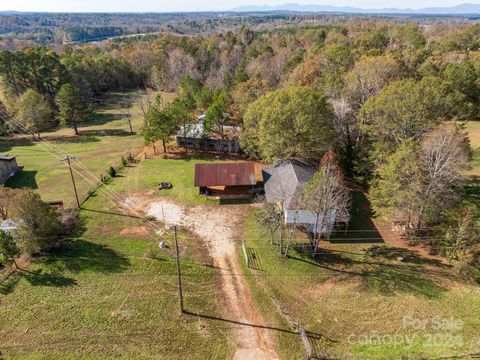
[108,166,117,178]
[59,208,80,236]
[13,190,63,253]
[121,156,127,167]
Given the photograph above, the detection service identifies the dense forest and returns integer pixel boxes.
[1,15,480,280]
[0,11,478,48]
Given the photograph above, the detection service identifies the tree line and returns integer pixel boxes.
[0,18,479,280]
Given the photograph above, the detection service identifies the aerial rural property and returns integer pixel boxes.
[1,2,480,359]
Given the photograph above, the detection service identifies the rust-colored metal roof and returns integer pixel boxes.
[194,162,257,187]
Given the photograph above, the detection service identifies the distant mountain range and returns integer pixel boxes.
[231,2,480,14]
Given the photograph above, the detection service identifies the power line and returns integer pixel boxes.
[0,108,176,253]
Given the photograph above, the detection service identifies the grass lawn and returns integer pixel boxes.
[0,91,173,207]
[0,159,235,359]
[242,192,480,359]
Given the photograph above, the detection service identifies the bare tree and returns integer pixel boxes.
[415,126,470,231]
[300,153,350,257]
[121,97,134,134]
[255,200,282,249]
[0,188,19,220]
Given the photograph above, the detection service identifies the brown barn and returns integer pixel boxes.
[194,162,262,199]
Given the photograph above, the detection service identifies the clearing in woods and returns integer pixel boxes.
[121,195,279,359]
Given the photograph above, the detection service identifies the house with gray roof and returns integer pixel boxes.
[262,159,337,235]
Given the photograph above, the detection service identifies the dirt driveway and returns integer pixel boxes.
[122,195,279,359]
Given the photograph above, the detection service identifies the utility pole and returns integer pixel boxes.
[174,226,184,314]
[61,155,80,208]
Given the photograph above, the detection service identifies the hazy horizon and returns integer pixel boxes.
[2,0,480,13]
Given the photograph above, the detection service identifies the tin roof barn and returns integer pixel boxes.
[194,162,261,199]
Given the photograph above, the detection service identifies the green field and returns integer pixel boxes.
[0,159,235,359]
[237,121,480,359]
[0,92,236,359]
[0,91,167,207]
[1,101,480,359]
[242,198,480,359]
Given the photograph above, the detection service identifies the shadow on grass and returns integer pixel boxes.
[81,207,142,219]
[330,191,384,244]
[0,137,35,152]
[1,239,130,295]
[184,310,298,334]
[0,272,21,295]
[289,246,446,299]
[80,129,134,138]
[45,239,131,274]
[464,175,480,212]
[22,269,77,287]
[50,134,100,144]
[5,168,38,189]
[0,267,77,295]
[219,198,252,205]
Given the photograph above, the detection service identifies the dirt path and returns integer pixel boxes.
[124,196,279,359]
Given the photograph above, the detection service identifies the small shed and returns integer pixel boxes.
[194,162,260,199]
[0,155,18,184]
[0,219,17,233]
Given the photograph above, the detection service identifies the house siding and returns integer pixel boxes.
[0,158,18,184]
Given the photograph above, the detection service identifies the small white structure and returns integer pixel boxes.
[176,113,241,153]
[285,209,337,235]
[0,219,17,233]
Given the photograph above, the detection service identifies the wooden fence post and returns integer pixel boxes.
[298,324,313,359]
[242,239,249,268]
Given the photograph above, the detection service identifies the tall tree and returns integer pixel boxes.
[0,188,20,221]
[241,86,335,161]
[343,55,400,110]
[0,230,20,268]
[369,127,469,232]
[203,91,234,153]
[15,89,53,138]
[56,83,89,135]
[0,100,8,137]
[369,140,423,226]
[141,94,176,153]
[13,190,63,254]
[300,152,350,257]
[359,76,464,158]
[121,97,134,135]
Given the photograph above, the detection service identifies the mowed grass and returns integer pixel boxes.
[242,194,480,359]
[0,91,174,207]
[0,159,235,359]
[113,156,254,206]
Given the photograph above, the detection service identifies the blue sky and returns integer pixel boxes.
[0,0,479,12]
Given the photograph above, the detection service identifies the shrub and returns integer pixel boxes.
[108,166,117,178]
[121,156,127,167]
